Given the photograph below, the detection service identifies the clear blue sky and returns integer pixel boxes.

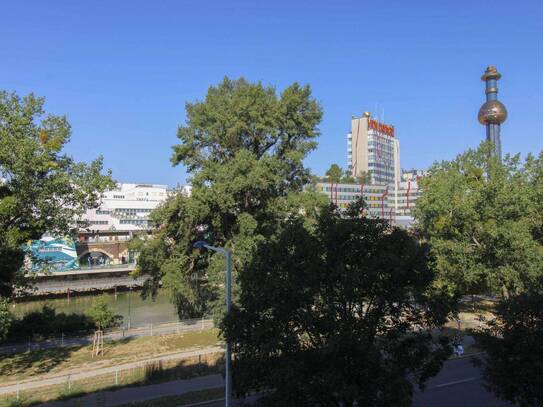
[2,0,541,186]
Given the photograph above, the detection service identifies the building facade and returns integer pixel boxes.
[76,183,170,265]
[315,179,422,228]
[348,112,401,185]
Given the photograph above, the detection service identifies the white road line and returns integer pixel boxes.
[432,377,479,388]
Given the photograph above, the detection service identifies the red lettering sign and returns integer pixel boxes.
[368,119,394,137]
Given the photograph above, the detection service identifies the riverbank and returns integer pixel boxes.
[10,288,179,328]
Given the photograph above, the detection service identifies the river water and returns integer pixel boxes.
[11,289,180,328]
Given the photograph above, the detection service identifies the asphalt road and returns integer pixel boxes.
[412,355,514,407]
[199,356,514,407]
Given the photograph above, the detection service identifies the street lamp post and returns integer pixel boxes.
[127,287,131,330]
[193,241,232,407]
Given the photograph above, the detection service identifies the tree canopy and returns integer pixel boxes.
[0,91,114,297]
[85,295,119,331]
[474,291,543,407]
[324,163,342,183]
[136,77,325,318]
[413,143,543,298]
[222,200,453,406]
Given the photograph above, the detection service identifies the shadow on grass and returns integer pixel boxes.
[3,352,226,407]
[0,346,75,378]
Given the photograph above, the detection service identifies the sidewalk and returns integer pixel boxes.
[39,374,224,407]
[0,346,224,396]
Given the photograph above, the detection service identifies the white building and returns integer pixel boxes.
[402,168,428,182]
[79,183,169,233]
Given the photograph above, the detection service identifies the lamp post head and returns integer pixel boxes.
[193,241,208,250]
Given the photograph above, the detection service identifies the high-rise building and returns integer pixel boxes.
[347,112,400,185]
[478,66,507,159]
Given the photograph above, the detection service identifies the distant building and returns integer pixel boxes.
[25,182,193,272]
[348,112,400,185]
[78,183,168,232]
[315,179,422,228]
[401,168,428,182]
[315,182,390,220]
[76,183,170,266]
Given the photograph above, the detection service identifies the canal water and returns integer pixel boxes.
[11,289,180,328]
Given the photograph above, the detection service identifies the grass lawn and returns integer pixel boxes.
[0,351,224,406]
[0,329,221,383]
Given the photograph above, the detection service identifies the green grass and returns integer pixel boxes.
[115,387,225,407]
[0,352,224,406]
[0,329,220,383]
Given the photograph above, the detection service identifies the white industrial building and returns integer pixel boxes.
[79,183,170,232]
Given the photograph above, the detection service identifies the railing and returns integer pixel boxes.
[0,318,215,355]
[77,262,136,271]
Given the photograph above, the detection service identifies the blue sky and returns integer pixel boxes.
[1,0,541,186]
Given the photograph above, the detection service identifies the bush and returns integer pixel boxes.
[6,305,96,342]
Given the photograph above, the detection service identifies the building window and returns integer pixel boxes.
[89,220,108,225]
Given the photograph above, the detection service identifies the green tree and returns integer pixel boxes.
[85,295,118,330]
[136,77,325,319]
[0,91,114,296]
[474,291,543,407]
[341,168,356,184]
[324,163,342,183]
[0,298,12,341]
[222,199,453,406]
[413,143,543,298]
[355,170,372,186]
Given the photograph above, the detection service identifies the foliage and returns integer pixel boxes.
[414,143,543,298]
[355,170,372,185]
[85,295,121,330]
[324,163,342,183]
[0,298,12,340]
[341,168,356,184]
[7,305,95,341]
[474,291,543,407]
[0,91,114,296]
[222,199,453,406]
[136,77,325,319]
[1,396,29,407]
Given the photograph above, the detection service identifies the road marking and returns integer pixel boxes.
[432,377,479,388]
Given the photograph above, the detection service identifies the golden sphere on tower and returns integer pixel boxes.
[478,100,507,125]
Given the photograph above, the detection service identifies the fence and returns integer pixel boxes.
[0,350,224,404]
[0,318,215,355]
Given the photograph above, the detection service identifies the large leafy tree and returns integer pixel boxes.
[0,91,114,297]
[222,200,453,406]
[474,291,543,407]
[136,77,325,318]
[414,143,543,298]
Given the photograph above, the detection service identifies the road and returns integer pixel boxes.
[197,356,514,407]
[412,355,514,407]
